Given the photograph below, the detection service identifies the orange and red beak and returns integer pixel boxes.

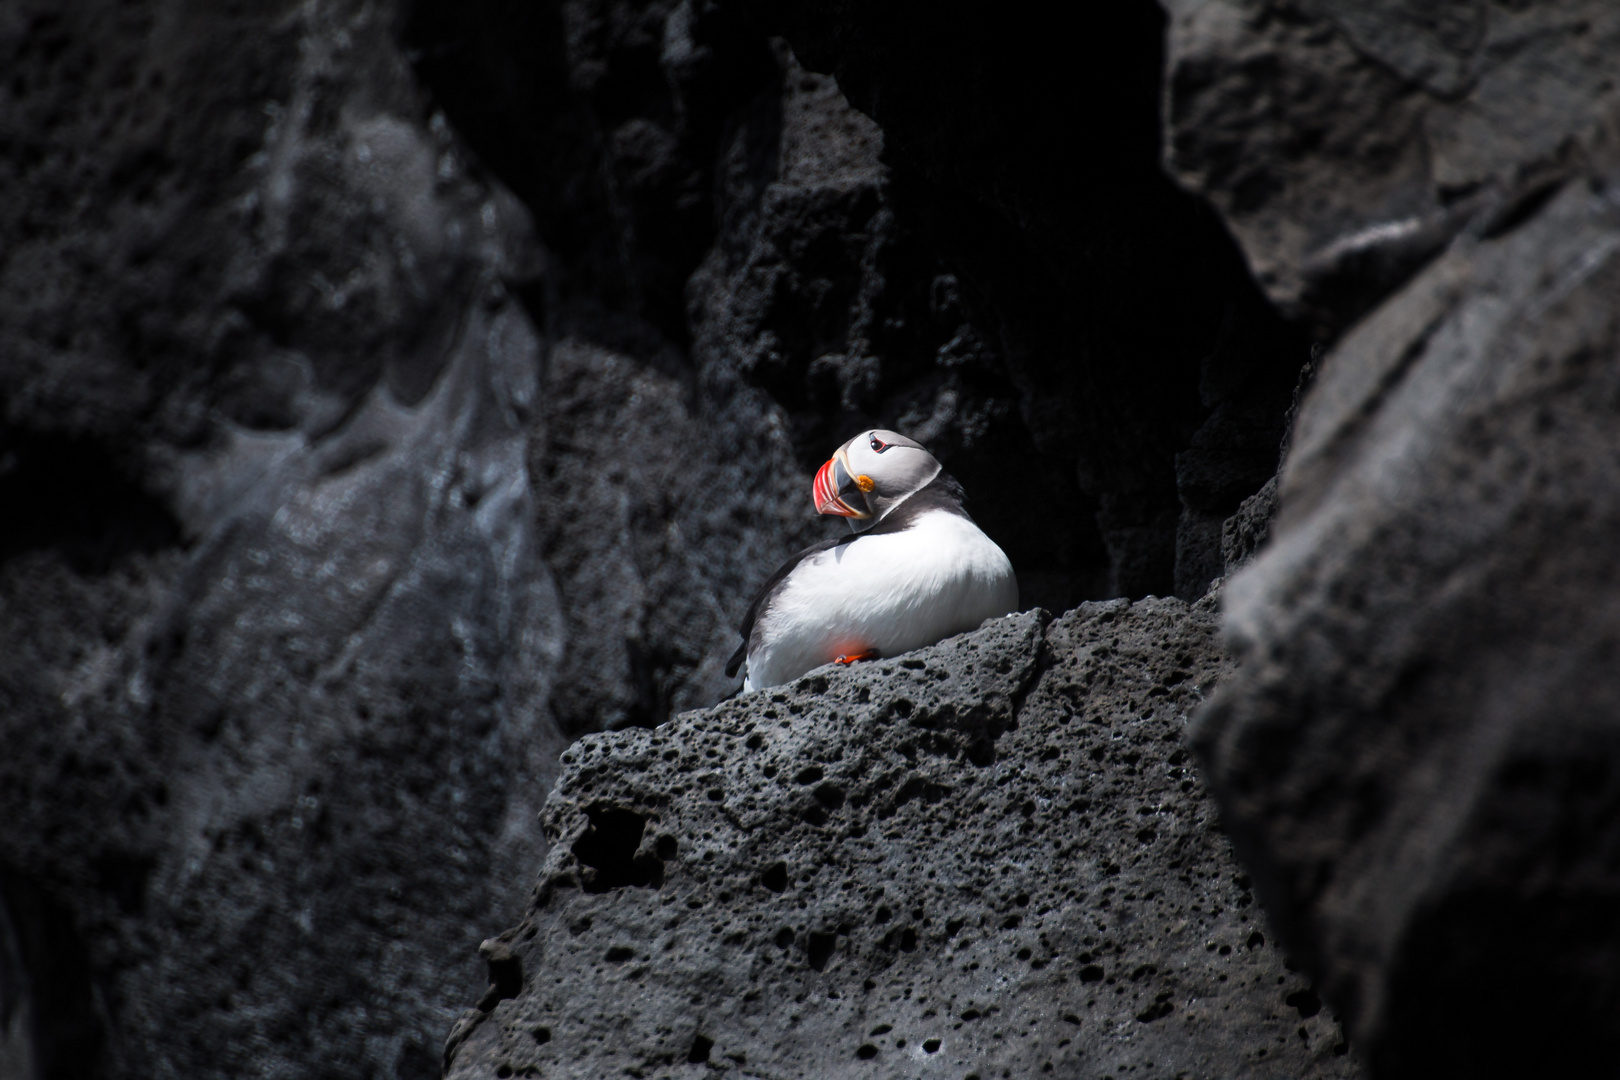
[813,451,872,518]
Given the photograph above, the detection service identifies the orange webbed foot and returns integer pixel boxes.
[833,649,881,665]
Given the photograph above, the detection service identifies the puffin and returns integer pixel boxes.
[726,429,1019,692]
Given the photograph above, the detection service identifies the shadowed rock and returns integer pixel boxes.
[1173,1,1620,1075]
[1165,0,1620,338]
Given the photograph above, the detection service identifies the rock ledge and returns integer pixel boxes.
[446,601,1359,1079]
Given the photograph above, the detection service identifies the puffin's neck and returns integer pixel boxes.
[865,471,973,535]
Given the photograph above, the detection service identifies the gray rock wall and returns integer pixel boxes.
[1,1,564,1076]
[1167,0,1620,1074]
[445,604,1359,1079]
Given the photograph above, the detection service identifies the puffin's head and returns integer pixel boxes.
[812,429,942,532]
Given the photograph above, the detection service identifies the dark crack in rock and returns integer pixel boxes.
[445,603,1362,1079]
[732,0,1311,599]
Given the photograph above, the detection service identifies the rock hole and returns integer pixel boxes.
[855,1043,878,1059]
[1246,930,1265,949]
[761,862,789,893]
[572,806,660,892]
[532,1027,550,1045]
[870,1024,892,1036]
[794,765,824,785]
[813,782,845,809]
[802,804,830,826]
[923,1038,941,1053]
[745,733,763,749]
[807,930,837,971]
[496,1066,512,1078]
[774,927,795,948]
[892,699,914,718]
[687,1034,713,1063]
[900,928,917,952]
[1286,989,1322,1018]
[655,834,679,860]
[604,946,633,962]
[900,659,925,670]
[1135,1000,1174,1023]
[1080,964,1104,983]
[875,905,891,923]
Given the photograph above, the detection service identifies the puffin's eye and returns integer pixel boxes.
[869,435,890,453]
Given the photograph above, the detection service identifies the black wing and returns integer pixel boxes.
[725,535,852,678]
[724,472,969,679]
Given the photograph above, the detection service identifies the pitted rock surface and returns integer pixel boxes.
[446,603,1360,1079]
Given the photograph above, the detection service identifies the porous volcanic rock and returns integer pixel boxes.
[446,603,1361,1079]
[1174,1,1620,1075]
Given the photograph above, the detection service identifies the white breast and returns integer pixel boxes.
[744,510,1019,690]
